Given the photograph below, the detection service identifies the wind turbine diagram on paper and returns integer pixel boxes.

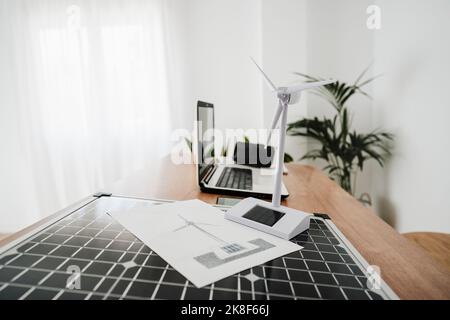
[173,214,227,245]
[173,214,276,268]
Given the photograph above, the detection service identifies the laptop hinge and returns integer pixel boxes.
[313,213,331,220]
[203,165,217,184]
[93,192,112,198]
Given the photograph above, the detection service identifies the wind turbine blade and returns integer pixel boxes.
[250,57,277,91]
[196,222,218,227]
[284,79,335,94]
[266,101,284,145]
[173,224,188,232]
[177,214,191,225]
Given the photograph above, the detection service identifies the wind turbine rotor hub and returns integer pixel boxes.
[277,93,290,104]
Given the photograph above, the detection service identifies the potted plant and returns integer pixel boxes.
[287,66,393,203]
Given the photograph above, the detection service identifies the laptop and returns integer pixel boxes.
[196,101,289,199]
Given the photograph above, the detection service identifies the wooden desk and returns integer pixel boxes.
[2,159,450,299]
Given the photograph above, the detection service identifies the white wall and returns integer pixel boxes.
[260,0,308,161]
[286,0,450,233]
[180,0,309,159]
[305,0,375,196]
[180,0,263,134]
[371,0,450,233]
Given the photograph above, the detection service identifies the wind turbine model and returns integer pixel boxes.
[225,58,335,240]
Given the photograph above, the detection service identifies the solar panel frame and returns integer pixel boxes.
[0,195,398,300]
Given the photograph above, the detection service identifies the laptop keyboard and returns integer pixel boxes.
[216,167,253,190]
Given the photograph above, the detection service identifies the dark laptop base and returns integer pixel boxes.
[199,182,289,200]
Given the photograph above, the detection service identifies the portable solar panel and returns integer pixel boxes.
[0,195,398,300]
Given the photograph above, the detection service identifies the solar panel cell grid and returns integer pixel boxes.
[0,196,387,300]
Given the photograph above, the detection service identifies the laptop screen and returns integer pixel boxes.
[197,101,215,181]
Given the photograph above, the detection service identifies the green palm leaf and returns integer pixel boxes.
[288,65,393,195]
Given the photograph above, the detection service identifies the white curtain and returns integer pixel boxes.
[0,0,181,232]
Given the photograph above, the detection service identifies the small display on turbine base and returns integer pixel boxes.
[243,205,285,227]
[225,198,311,240]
